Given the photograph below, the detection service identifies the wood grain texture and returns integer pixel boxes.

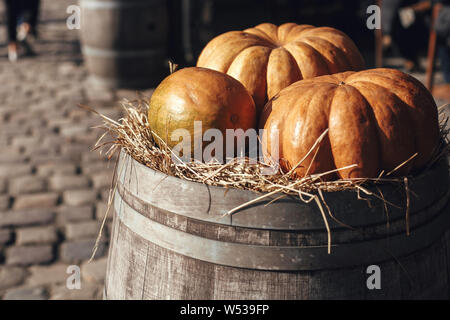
[117,182,449,248]
[105,219,450,299]
[104,153,450,299]
[116,151,449,231]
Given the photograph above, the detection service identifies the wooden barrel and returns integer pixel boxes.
[80,0,168,89]
[104,151,450,299]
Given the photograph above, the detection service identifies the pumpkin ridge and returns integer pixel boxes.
[300,36,352,73]
[148,67,256,156]
[198,23,365,111]
[347,69,432,92]
[287,84,335,176]
[266,47,302,100]
[300,40,334,75]
[352,71,437,110]
[198,32,272,72]
[298,33,363,70]
[277,22,298,43]
[374,70,437,96]
[304,84,338,176]
[249,28,277,45]
[327,84,343,174]
[328,84,381,178]
[225,44,275,74]
[243,28,275,45]
[283,41,331,78]
[346,77,437,169]
[347,81,416,174]
[300,26,347,35]
[275,82,323,102]
[268,86,318,173]
[348,71,414,89]
[298,37,338,73]
[227,45,272,110]
[197,31,244,66]
[284,24,315,42]
[254,23,280,43]
[345,73,424,105]
[346,74,436,118]
[261,68,439,179]
[299,35,353,70]
[282,44,305,80]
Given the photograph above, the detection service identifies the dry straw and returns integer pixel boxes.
[83,99,449,260]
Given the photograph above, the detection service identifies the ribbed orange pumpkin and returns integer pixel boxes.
[260,68,440,179]
[197,22,364,112]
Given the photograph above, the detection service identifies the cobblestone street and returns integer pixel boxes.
[0,0,150,300]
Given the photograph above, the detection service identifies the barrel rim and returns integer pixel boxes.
[113,188,450,270]
[117,179,450,245]
[116,150,449,230]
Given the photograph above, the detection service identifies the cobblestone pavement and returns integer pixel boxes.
[0,0,153,300]
[0,0,449,301]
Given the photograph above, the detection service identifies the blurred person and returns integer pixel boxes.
[382,0,432,71]
[4,0,40,62]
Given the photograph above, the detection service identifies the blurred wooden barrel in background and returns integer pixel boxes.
[80,0,169,89]
[104,151,450,299]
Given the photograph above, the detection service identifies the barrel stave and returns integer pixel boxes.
[105,220,450,299]
[104,152,450,299]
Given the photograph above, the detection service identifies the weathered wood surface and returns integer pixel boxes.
[80,0,168,88]
[116,152,448,230]
[104,152,450,299]
[112,190,450,271]
[105,216,450,299]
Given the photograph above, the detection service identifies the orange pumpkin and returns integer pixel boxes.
[197,22,364,112]
[148,67,256,157]
[260,68,440,179]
